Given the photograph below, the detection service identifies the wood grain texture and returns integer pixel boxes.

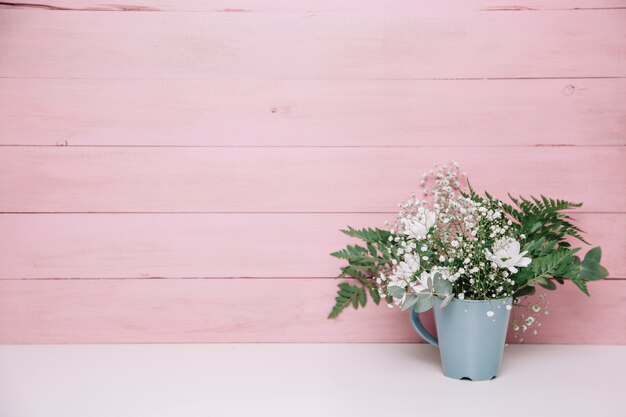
[0,278,623,344]
[0,213,622,279]
[3,0,626,12]
[1,10,625,79]
[0,147,623,213]
[0,1,624,345]
[2,78,625,146]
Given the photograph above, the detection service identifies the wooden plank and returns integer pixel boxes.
[0,213,622,279]
[2,78,625,146]
[2,0,626,12]
[0,147,623,213]
[0,278,622,343]
[1,10,625,79]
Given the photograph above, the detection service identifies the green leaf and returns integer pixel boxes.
[433,275,452,297]
[338,290,353,298]
[537,279,557,291]
[401,294,418,311]
[330,244,369,260]
[359,289,367,307]
[579,262,609,281]
[413,293,435,313]
[367,243,378,257]
[571,278,590,296]
[387,285,405,299]
[328,282,367,319]
[584,247,602,264]
[440,294,453,308]
[369,287,381,305]
[341,226,391,243]
[578,247,609,282]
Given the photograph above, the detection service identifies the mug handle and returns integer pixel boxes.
[410,309,439,347]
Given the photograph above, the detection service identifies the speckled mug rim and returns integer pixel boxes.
[447,296,512,304]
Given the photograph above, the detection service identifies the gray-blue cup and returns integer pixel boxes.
[410,297,512,381]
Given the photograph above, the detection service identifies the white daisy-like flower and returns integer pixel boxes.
[485,237,532,273]
[394,253,421,280]
[413,271,431,293]
[401,209,436,240]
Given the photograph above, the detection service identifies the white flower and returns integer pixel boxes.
[458,293,465,300]
[414,271,431,293]
[402,209,436,240]
[485,237,532,273]
[433,267,453,281]
[395,253,421,279]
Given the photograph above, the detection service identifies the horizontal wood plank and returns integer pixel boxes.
[0,278,622,343]
[0,147,623,213]
[3,0,626,12]
[0,213,622,279]
[1,10,625,79]
[2,78,625,146]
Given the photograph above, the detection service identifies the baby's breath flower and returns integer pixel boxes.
[378,161,532,307]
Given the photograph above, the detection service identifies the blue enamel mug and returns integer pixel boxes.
[410,297,512,381]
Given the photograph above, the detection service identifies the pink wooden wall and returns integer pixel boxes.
[0,1,625,344]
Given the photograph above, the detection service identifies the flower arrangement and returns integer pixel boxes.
[328,161,608,319]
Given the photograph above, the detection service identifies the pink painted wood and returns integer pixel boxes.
[1,10,625,79]
[0,4,624,344]
[0,147,623,213]
[0,213,622,279]
[2,78,625,146]
[0,278,623,344]
[3,0,626,12]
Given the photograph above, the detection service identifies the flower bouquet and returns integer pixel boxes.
[328,162,608,380]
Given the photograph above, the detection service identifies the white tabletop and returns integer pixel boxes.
[0,344,623,417]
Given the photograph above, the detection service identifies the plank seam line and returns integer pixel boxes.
[0,211,622,215]
[0,2,160,11]
[2,277,625,281]
[2,3,626,12]
[483,6,626,11]
[0,145,624,149]
[1,76,625,81]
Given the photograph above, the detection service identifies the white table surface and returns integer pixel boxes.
[0,344,624,417]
